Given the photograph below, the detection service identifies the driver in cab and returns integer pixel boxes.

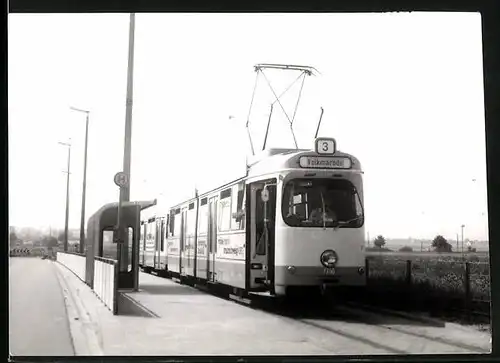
[310,204,337,223]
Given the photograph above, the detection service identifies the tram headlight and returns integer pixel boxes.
[320,249,338,268]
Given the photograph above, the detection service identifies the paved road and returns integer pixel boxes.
[9,257,75,356]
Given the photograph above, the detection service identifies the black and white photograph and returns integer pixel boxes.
[8,12,492,356]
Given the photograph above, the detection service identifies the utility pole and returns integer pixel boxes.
[461,224,465,258]
[70,107,90,254]
[59,140,71,252]
[118,13,136,287]
[121,12,135,204]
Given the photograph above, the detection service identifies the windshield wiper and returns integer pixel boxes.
[337,215,364,226]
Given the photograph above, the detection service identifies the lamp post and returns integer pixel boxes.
[461,224,465,257]
[58,140,71,252]
[70,106,90,254]
[117,13,136,289]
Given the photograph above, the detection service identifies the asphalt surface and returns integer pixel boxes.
[9,257,75,356]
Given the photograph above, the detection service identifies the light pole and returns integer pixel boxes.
[461,224,465,257]
[121,12,135,205]
[70,106,90,254]
[58,140,71,252]
[117,13,136,289]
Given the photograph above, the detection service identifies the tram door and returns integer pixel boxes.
[154,218,164,270]
[207,196,218,282]
[180,209,188,276]
[247,180,276,291]
[154,219,161,269]
[139,222,145,267]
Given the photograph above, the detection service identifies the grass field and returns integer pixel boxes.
[364,251,491,314]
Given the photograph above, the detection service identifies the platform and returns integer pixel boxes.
[54,261,492,356]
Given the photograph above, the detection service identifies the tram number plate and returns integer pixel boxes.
[324,267,336,276]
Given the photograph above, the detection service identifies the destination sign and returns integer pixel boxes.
[299,156,352,169]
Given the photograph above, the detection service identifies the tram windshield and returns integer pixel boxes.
[282,178,364,228]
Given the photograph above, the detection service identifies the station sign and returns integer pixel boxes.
[315,137,336,155]
[299,156,352,169]
[114,171,129,188]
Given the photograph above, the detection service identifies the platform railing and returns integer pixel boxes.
[93,256,119,315]
[56,251,86,282]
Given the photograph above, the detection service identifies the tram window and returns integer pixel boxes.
[231,184,245,230]
[201,198,208,206]
[146,223,153,246]
[220,188,232,200]
[218,197,231,231]
[169,212,175,236]
[156,221,161,249]
[282,179,364,228]
[164,215,170,241]
[187,208,196,235]
[161,220,165,251]
[140,225,144,248]
[173,213,182,237]
[198,204,208,234]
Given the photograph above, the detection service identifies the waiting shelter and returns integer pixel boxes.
[85,199,156,290]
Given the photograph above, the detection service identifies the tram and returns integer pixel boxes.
[139,137,366,297]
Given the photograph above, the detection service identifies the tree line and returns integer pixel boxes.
[10,231,60,250]
[370,234,469,253]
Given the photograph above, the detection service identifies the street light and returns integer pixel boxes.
[461,224,466,257]
[70,106,90,254]
[58,140,71,252]
[117,13,136,289]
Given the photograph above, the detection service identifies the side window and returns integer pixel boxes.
[231,183,246,230]
[169,211,176,237]
[146,222,151,247]
[156,220,161,250]
[218,188,232,231]
[173,211,181,237]
[141,224,146,250]
[198,203,208,234]
[160,219,165,251]
[187,208,196,235]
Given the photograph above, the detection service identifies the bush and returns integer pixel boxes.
[366,254,491,306]
[373,235,386,248]
[399,246,413,252]
[432,235,453,252]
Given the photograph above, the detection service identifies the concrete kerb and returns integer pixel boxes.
[53,261,104,355]
[118,292,160,318]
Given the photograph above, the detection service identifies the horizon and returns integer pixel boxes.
[9,224,490,245]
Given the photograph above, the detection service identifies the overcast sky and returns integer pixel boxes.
[8,12,489,240]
